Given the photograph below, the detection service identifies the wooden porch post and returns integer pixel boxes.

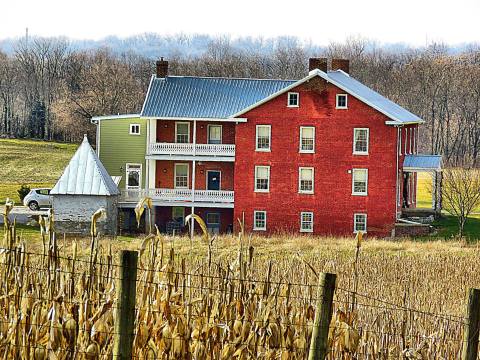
[190,120,197,239]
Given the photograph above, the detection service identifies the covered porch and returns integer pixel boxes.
[401,154,443,218]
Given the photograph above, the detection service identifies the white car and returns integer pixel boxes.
[23,188,52,210]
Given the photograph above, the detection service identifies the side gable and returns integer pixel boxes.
[232,70,423,125]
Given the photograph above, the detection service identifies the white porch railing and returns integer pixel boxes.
[120,188,234,204]
[148,143,235,157]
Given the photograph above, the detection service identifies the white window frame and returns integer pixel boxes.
[253,210,267,231]
[353,128,369,155]
[174,163,189,189]
[206,170,221,190]
[336,94,348,109]
[207,124,222,144]
[254,165,270,192]
[172,207,185,223]
[352,168,368,196]
[298,167,314,194]
[125,163,142,190]
[354,213,367,233]
[299,126,315,153]
[300,212,314,233]
[206,212,221,225]
[255,125,271,152]
[287,92,299,107]
[129,123,141,135]
[175,121,190,143]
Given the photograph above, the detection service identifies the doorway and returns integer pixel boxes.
[207,171,221,190]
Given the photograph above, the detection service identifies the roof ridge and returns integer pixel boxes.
[154,75,298,82]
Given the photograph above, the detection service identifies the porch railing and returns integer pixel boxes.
[120,188,234,204]
[148,143,235,157]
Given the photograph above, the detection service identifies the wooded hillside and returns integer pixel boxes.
[1,36,479,165]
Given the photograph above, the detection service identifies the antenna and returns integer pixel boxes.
[25,27,29,44]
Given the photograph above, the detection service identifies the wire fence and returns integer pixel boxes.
[0,240,472,359]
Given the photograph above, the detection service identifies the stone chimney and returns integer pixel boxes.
[156,57,168,78]
[331,59,350,74]
[309,58,328,72]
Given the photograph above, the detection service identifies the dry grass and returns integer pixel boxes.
[1,206,478,359]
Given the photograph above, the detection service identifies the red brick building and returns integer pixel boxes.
[96,58,442,237]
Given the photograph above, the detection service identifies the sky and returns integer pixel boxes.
[1,0,479,46]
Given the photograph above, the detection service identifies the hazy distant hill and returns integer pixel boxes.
[1,33,470,57]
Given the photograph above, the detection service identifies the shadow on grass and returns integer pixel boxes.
[431,215,480,243]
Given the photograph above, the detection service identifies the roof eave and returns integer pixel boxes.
[140,74,155,117]
[91,114,141,124]
[139,115,248,123]
[385,120,425,126]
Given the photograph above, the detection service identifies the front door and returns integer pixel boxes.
[207,171,221,190]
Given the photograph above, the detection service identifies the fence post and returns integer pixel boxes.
[462,288,480,360]
[113,250,138,360]
[308,272,337,360]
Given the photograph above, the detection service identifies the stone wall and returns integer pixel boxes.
[52,195,118,235]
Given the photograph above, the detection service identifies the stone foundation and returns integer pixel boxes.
[394,223,432,237]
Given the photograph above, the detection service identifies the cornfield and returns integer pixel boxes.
[1,202,477,359]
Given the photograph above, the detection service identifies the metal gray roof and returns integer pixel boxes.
[141,75,295,118]
[324,70,423,124]
[141,70,423,124]
[51,135,120,196]
[403,155,442,171]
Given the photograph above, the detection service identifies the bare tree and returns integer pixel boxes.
[441,168,480,237]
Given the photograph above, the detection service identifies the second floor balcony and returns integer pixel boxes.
[147,142,235,161]
[120,188,235,208]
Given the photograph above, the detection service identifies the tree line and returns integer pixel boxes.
[1,36,479,165]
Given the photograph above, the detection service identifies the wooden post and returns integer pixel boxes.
[113,250,138,360]
[462,288,480,360]
[308,272,336,360]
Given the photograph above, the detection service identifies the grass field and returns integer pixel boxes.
[0,139,76,204]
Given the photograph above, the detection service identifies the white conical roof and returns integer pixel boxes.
[51,135,120,196]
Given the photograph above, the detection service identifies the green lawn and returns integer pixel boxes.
[0,139,76,204]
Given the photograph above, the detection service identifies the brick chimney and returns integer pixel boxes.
[331,59,350,74]
[309,58,328,72]
[156,57,168,78]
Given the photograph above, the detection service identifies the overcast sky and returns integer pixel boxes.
[1,0,479,46]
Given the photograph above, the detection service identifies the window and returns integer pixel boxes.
[300,212,314,232]
[353,128,369,155]
[253,211,266,231]
[254,166,270,192]
[129,124,140,135]
[174,163,189,189]
[354,213,367,233]
[299,167,314,194]
[126,164,142,189]
[38,189,50,195]
[300,127,315,153]
[208,125,222,144]
[352,169,368,195]
[175,122,190,143]
[206,213,220,225]
[287,92,299,107]
[172,207,185,223]
[256,125,271,151]
[336,94,348,109]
